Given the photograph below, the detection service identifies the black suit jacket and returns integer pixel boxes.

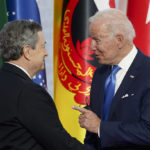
[84,49,150,150]
[0,63,89,150]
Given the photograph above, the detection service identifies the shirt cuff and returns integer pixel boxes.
[98,124,100,137]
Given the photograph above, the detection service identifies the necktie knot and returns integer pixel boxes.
[112,65,120,75]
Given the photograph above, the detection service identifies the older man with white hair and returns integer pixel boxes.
[73,8,150,150]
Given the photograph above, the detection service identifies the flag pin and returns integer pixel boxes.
[130,75,134,78]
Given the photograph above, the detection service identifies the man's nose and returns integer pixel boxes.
[90,40,96,51]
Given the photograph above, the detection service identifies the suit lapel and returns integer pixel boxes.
[97,65,111,117]
[101,66,111,104]
[108,49,145,119]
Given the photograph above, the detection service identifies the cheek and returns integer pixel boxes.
[98,41,110,50]
[102,46,116,59]
[108,50,119,61]
[105,41,117,53]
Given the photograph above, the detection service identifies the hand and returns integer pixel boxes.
[72,105,101,134]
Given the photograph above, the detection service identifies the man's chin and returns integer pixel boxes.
[36,67,44,74]
[40,64,45,70]
[98,60,109,65]
[98,59,104,64]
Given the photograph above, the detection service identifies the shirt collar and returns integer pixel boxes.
[6,62,31,78]
[118,45,137,71]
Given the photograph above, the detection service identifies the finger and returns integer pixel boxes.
[72,105,88,113]
[79,115,87,124]
[79,120,85,128]
[80,123,84,128]
[79,114,83,119]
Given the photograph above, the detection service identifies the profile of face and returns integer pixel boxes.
[29,31,48,74]
[89,21,123,65]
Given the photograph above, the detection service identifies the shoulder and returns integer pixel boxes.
[19,82,51,98]
[138,49,150,68]
[17,82,54,114]
[137,48,150,63]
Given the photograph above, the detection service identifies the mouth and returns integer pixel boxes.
[95,52,104,61]
[95,52,102,57]
[95,54,99,57]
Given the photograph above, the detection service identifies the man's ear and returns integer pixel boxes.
[22,45,32,60]
[116,34,125,49]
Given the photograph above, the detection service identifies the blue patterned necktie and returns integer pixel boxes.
[103,65,120,120]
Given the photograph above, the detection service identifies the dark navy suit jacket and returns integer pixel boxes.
[84,49,150,150]
[0,63,89,150]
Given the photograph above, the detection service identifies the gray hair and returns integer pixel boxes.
[0,20,42,61]
[89,8,135,42]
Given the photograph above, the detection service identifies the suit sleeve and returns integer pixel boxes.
[17,84,89,150]
[84,68,103,150]
[100,86,150,148]
[84,131,100,150]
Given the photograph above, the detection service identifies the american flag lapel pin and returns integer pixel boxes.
[130,75,135,78]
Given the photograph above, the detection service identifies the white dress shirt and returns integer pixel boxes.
[115,45,137,93]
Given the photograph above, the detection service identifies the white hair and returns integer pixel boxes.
[89,8,135,42]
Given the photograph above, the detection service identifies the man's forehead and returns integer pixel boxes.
[37,31,45,40]
[89,22,110,36]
